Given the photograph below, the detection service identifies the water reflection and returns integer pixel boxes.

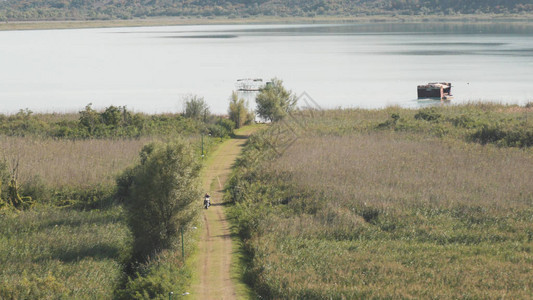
[400,42,508,46]
[389,48,533,57]
[162,34,238,39]
[1,22,532,114]
[217,22,533,36]
[120,23,533,37]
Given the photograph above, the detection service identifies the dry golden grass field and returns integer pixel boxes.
[0,136,150,188]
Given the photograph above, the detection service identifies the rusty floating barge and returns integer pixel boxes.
[417,82,453,101]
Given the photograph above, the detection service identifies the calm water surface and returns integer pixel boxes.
[1,23,533,114]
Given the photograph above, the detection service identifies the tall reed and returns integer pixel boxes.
[0,136,152,188]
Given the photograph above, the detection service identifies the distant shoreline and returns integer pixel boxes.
[1,14,533,31]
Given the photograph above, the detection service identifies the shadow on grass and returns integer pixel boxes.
[225,203,259,299]
[232,134,250,140]
[39,218,124,234]
[38,206,125,231]
[0,206,125,237]
[209,202,229,207]
[36,243,122,263]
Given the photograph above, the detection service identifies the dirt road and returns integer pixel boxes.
[191,126,258,300]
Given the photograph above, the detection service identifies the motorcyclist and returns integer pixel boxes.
[204,193,210,209]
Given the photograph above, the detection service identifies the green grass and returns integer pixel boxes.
[0,206,129,299]
[227,103,533,298]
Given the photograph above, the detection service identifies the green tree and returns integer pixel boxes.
[255,78,297,122]
[183,95,210,121]
[118,139,201,262]
[79,103,100,134]
[228,91,254,128]
[101,105,122,127]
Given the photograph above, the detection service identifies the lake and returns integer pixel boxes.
[1,22,533,114]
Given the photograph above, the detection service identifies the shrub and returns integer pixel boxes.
[5,178,33,210]
[20,175,49,204]
[228,91,254,128]
[414,107,441,121]
[449,114,477,128]
[207,124,226,138]
[470,124,533,147]
[217,118,236,135]
[377,113,400,129]
[183,95,210,121]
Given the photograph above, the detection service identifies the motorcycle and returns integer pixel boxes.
[204,196,210,209]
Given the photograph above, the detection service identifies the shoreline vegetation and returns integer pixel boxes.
[2,14,533,31]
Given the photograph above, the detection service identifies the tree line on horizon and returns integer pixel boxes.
[1,0,532,21]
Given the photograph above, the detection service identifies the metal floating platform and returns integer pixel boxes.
[417,82,453,100]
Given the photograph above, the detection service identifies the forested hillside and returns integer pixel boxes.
[1,0,532,21]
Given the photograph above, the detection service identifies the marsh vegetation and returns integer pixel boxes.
[228,103,533,298]
[0,103,232,298]
[0,206,127,298]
